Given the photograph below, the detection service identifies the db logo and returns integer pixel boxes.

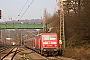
[48,42,51,44]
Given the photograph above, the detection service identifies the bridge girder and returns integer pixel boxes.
[0,23,48,29]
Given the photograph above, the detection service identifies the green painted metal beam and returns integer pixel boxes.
[0,23,48,29]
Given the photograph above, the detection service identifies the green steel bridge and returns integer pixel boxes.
[0,23,48,29]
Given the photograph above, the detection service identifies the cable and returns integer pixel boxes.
[15,0,29,20]
[19,0,29,16]
[18,0,34,20]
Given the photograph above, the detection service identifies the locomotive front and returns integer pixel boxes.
[40,33,58,56]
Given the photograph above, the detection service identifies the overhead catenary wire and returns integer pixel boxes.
[15,0,29,20]
[18,0,35,20]
[18,0,29,16]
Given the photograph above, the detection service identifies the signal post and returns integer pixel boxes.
[0,10,1,19]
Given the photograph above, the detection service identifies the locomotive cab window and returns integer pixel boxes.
[42,35,49,40]
[50,35,56,40]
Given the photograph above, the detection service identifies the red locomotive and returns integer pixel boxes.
[24,33,59,56]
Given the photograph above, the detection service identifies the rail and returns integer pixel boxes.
[1,47,18,60]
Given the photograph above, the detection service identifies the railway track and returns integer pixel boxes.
[19,46,76,60]
[16,48,75,60]
[46,56,76,60]
[0,47,8,53]
[1,47,19,60]
[0,46,76,60]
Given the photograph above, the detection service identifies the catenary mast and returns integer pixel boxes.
[56,0,65,49]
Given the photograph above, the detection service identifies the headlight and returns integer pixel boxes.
[43,49,46,51]
[55,45,57,47]
[43,45,45,47]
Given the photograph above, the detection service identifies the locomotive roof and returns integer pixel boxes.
[40,33,57,35]
[35,33,57,37]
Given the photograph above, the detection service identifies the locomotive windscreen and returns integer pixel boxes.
[42,35,56,40]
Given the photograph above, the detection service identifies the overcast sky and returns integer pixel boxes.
[0,0,56,22]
